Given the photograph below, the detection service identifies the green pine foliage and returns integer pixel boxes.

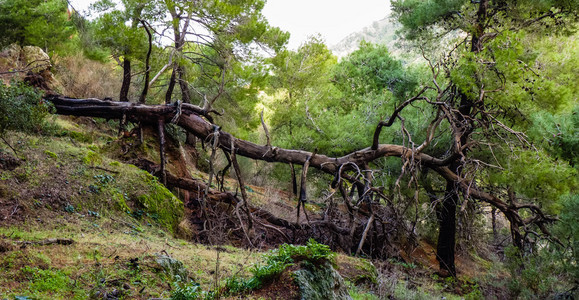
[0,0,74,52]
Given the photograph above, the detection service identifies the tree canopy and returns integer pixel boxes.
[0,0,74,51]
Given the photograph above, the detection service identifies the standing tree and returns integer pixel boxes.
[391,0,579,276]
[157,0,288,109]
[90,0,158,102]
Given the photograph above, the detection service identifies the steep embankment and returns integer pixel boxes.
[0,115,376,299]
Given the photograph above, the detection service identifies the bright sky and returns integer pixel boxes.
[68,0,391,49]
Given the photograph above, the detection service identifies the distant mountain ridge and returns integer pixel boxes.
[330,16,402,58]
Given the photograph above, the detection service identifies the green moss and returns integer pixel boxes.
[21,266,72,293]
[82,150,102,166]
[109,161,121,167]
[112,191,131,213]
[354,259,378,284]
[44,150,58,159]
[69,131,92,143]
[134,170,183,232]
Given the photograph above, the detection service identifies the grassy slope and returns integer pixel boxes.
[0,116,370,299]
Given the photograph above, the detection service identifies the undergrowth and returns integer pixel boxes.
[224,238,334,295]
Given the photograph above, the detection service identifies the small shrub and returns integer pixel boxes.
[0,81,51,137]
[44,150,57,159]
[225,239,335,294]
[170,277,213,300]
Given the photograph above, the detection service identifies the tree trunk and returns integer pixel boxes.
[165,68,177,104]
[120,58,131,102]
[437,180,457,277]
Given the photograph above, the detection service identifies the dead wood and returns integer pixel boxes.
[158,119,167,185]
[17,238,75,248]
[45,95,557,253]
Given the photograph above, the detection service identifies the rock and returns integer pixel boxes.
[0,44,21,68]
[22,46,51,72]
[292,261,353,300]
[155,253,189,281]
[0,44,53,85]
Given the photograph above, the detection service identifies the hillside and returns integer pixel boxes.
[330,17,402,59]
[0,101,494,300]
[0,46,499,299]
[1,0,578,299]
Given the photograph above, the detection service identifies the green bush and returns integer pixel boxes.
[502,193,578,299]
[0,81,51,137]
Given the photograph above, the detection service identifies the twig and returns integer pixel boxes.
[230,138,254,247]
[1,137,18,156]
[17,238,74,247]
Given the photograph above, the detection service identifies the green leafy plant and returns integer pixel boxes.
[225,239,335,294]
[0,81,51,147]
[170,276,214,300]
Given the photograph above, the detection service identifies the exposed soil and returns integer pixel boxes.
[245,267,301,300]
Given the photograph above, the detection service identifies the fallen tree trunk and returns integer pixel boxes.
[46,95,446,173]
[45,95,557,253]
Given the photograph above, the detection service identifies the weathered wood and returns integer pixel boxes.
[158,119,167,185]
[231,139,253,230]
[290,163,297,196]
[44,95,557,249]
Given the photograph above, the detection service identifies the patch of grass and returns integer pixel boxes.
[44,150,58,159]
[0,221,260,299]
[82,150,102,166]
[348,283,379,300]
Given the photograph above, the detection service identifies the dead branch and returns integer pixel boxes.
[45,95,557,250]
[260,109,271,148]
[17,238,74,247]
[372,87,430,150]
[158,119,167,185]
[356,212,374,256]
[230,138,254,238]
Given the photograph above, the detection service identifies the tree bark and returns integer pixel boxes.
[434,0,489,276]
[120,58,131,102]
[139,20,152,104]
[158,119,167,185]
[437,180,458,277]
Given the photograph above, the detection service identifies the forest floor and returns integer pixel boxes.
[0,115,509,299]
